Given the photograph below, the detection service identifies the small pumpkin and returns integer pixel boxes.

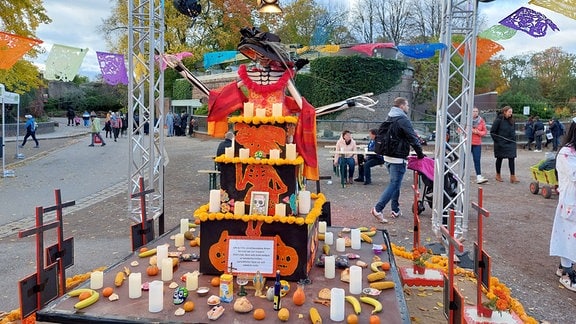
[147,265,159,276]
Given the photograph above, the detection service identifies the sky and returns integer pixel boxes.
[33,0,576,80]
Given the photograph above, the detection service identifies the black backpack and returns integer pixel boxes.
[373,119,398,156]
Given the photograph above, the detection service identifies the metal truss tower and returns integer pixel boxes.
[432,0,481,239]
[127,0,166,234]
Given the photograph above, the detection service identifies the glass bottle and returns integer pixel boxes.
[273,270,282,311]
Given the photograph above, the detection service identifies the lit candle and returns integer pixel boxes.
[351,228,361,250]
[275,203,286,217]
[272,103,283,117]
[224,146,234,158]
[209,189,220,213]
[148,280,163,312]
[324,232,334,245]
[239,148,250,159]
[180,218,189,234]
[269,149,280,160]
[186,271,199,291]
[285,143,296,160]
[349,266,362,294]
[255,108,267,118]
[156,244,168,268]
[161,258,173,281]
[234,201,245,216]
[318,221,327,234]
[298,190,311,215]
[324,255,335,279]
[330,288,345,322]
[243,102,254,118]
[90,271,103,290]
[129,272,142,299]
[336,238,345,252]
[175,233,185,247]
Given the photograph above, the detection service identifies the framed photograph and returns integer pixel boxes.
[250,191,269,215]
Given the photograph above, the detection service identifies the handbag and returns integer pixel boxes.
[546,132,554,140]
[535,130,545,136]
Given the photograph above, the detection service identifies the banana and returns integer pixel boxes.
[345,295,361,315]
[370,261,384,272]
[357,226,370,232]
[74,291,100,309]
[360,296,383,314]
[364,230,377,237]
[138,248,157,258]
[68,288,94,297]
[322,244,331,255]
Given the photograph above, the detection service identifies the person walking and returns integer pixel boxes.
[166,111,175,137]
[333,130,358,186]
[66,107,75,126]
[471,107,488,184]
[354,129,384,185]
[550,118,563,151]
[549,117,576,292]
[533,116,545,152]
[110,112,121,142]
[82,111,91,127]
[19,114,39,148]
[490,106,518,183]
[523,116,534,151]
[89,112,106,147]
[370,97,425,223]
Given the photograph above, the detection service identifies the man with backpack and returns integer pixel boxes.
[19,114,39,148]
[371,97,425,223]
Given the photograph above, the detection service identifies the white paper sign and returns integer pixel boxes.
[226,236,277,276]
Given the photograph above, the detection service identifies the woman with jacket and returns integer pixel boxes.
[333,130,358,186]
[490,106,519,183]
[471,107,488,184]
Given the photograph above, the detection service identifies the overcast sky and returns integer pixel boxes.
[34,0,576,79]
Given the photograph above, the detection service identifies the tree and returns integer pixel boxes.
[349,0,379,43]
[410,0,442,43]
[374,0,414,45]
[530,47,576,105]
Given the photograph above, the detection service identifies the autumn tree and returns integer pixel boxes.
[530,47,576,105]
[374,0,414,45]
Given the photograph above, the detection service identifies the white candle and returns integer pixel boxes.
[275,203,286,217]
[272,103,283,117]
[349,266,362,295]
[90,271,103,290]
[175,233,185,247]
[161,258,173,281]
[351,228,361,250]
[224,146,234,158]
[269,149,280,160]
[318,221,327,234]
[209,189,220,213]
[324,232,334,245]
[336,238,345,252]
[243,102,254,118]
[285,143,296,160]
[330,288,345,322]
[129,272,142,299]
[239,148,250,159]
[186,271,199,291]
[298,190,311,215]
[180,218,189,234]
[156,244,168,267]
[324,255,335,279]
[148,280,163,312]
[234,201,245,216]
[255,108,267,118]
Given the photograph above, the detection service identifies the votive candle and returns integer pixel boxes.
[324,255,335,279]
[285,143,296,160]
[275,203,286,217]
[239,148,250,159]
[234,201,245,216]
[318,221,327,234]
[129,272,142,299]
[324,232,334,245]
[175,233,185,247]
[161,258,173,281]
[255,108,266,118]
[351,228,361,250]
[349,266,362,294]
[298,190,311,214]
[186,271,199,291]
[330,288,345,321]
[209,189,220,213]
[269,149,280,160]
[156,244,168,269]
[148,280,163,312]
[224,146,234,158]
[180,218,189,234]
[243,102,254,118]
[272,103,283,117]
[90,271,103,290]
[336,238,345,252]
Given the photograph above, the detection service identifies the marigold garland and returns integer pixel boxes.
[214,155,304,166]
[391,243,537,324]
[229,115,298,125]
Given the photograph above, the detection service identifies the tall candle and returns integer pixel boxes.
[234,201,245,216]
[275,203,286,217]
[324,255,335,279]
[224,146,234,158]
[129,272,142,299]
[330,288,345,322]
[351,228,361,250]
[156,244,168,267]
[272,103,283,117]
[349,266,362,295]
[324,232,334,245]
[318,221,327,234]
[298,190,311,214]
[243,102,254,118]
[161,258,173,281]
[186,271,199,291]
[180,218,189,234]
[148,280,163,312]
[209,189,220,213]
[90,271,103,290]
[255,108,266,118]
[285,144,296,160]
[336,238,345,252]
[239,148,250,159]
[269,149,280,160]
[175,233,185,247]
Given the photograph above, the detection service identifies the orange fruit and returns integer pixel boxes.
[139,247,148,253]
[253,308,266,320]
[369,315,381,324]
[102,287,114,298]
[183,301,195,312]
[194,218,201,225]
[381,244,388,251]
[210,276,220,287]
[146,265,159,276]
[78,291,92,301]
[381,261,391,271]
[347,314,359,324]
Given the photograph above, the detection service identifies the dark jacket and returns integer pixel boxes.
[385,111,424,159]
[490,114,517,158]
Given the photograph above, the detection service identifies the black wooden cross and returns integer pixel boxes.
[130,177,155,251]
[441,209,465,324]
[471,187,492,317]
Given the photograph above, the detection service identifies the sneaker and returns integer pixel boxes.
[88,144,94,147]
[476,176,488,184]
[101,143,106,146]
[363,181,372,185]
[534,150,542,152]
[559,272,576,292]
[371,207,388,224]
[390,210,402,218]
[354,178,364,182]
[19,144,24,148]
[556,268,564,277]
[34,145,39,148]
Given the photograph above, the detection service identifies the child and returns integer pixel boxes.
[74,115,81,126]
